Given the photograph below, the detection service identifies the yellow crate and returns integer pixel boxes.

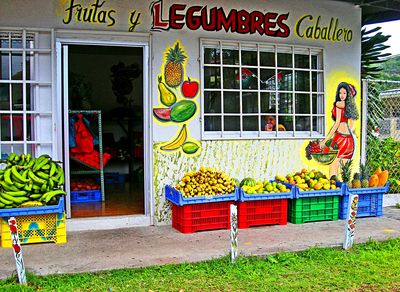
[1,212,66,248]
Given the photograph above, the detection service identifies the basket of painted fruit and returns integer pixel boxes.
[305,139,339,165]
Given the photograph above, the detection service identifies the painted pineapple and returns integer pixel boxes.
[340,159,353,184]
[164,42,187,88]
[351,173,361,189]
[360,163,369,188]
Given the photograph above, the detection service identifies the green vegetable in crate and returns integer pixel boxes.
[240,178,256,187]
[0,153,66,209]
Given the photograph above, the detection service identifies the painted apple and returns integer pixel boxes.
[181,77,199,98]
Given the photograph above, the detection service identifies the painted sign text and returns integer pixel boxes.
[295,15,353,42]
[151,0,290,38]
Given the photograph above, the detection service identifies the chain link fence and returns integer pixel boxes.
[363,79,400,194]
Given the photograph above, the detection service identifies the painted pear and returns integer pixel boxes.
[158,75,177,106]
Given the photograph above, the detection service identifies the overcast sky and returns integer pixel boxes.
[365,20,400,56]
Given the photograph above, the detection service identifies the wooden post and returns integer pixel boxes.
[230,204,238,263]
[8,217,27,285]
[343,194,359,250]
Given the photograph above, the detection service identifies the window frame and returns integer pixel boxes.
[200,38,326,140]
[0,28,54,160]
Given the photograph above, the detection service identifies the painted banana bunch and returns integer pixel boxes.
[0,153,66,209]
[159,124,200,154]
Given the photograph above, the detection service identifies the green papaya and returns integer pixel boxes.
[158,75,177,106]
[182,141,199,154]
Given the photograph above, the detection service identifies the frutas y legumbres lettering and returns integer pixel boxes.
[150,0,290,38]
[295,14,353,42]
[63,0,116,27]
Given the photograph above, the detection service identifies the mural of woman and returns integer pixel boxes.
[320,82,359,176]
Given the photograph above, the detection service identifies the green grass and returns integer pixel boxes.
[1,238,400,291]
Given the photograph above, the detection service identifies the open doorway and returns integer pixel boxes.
[65,44,144,218]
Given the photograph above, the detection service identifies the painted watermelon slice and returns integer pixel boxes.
[153,107,171,122]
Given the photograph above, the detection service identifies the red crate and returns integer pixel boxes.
[237,199,288,228]
[172,201,233,233]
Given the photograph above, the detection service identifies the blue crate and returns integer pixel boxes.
[96,173,126,185]
[71,190,101,203]
[0,196,65,217]
[338,183,388,219]
[238,183,294,202]
[165,185,238,206]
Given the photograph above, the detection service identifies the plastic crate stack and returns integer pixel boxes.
[0,196,66,248]
[288,183,344,224]
[338,182,388,219]
[237,183,294,228]
[165,185,238,233]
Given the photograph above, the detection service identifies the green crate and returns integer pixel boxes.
[288,196,339,224]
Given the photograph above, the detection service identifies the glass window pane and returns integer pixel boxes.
[295,71,310,91]
[263,114,276,131]
[312,94,324,114]
[295,94,310,114]
[295,116,311,131]
[205,116,221,131]
[0,84,10,110]
[1,52,10,80]
[241,50,257,66]
[12,114,24,141]
[241,68,257,90]
[243,116,259,131]
[1,145,12,161]
[242,92,258,113]
[204,67,221,89]
[223,49,239,65]
[311,55,318,69]
[224,116,240,131]
[224,91,240,113]
[204,91,221,113]
[26,114,33,141]
[311,52,323,70]
[26,52,32,80]
[204,47,221,64]
[278,93,293,114]
[278,70,292,91]
[260,51,275,67]
[260,92,276,113]
[11,39,23,48]
[26,143,36,157]
[0,114,11,141]
[223,67,239,89]
[313,116,324,134]
[295,54,309,69]
[1,39,10,48]
[12,83,23,110]
[312,72,323,92]
[11,53,23,80]
[260,69,275,90]
[277,53,292,67]
[278,115,293,131]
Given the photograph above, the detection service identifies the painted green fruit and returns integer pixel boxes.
[158,75,177,106]
[182,141,199,154]
[170,100,197,123]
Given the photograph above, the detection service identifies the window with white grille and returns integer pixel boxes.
[0,29,54,160]
[201,39,325,139]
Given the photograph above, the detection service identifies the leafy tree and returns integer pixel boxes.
[361,26,391,79]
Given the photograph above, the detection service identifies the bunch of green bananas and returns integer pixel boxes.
[0,153,66,209]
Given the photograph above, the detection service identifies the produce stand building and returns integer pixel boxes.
[0,0,384,230]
